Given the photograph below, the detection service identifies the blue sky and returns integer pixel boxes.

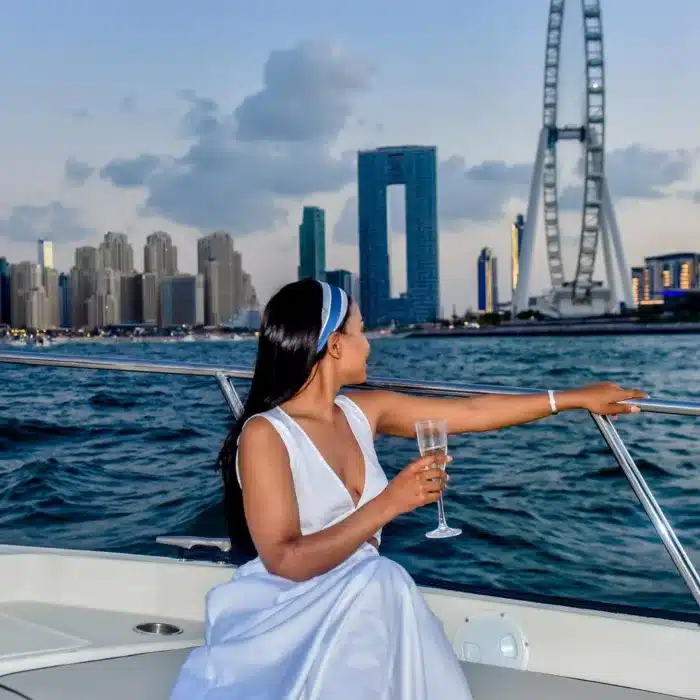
[0,0,699,310]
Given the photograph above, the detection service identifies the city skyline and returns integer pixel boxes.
[1,1,700,310]
[0,228,258,330]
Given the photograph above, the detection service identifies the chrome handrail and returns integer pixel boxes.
[592,414,700,605]
[0,351,255,379]
[2,349,700,608]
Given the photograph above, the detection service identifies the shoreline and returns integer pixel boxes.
[406,321,700,338]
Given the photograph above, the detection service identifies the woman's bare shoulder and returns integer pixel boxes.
[239,414,276,442]
[238,416,288,474]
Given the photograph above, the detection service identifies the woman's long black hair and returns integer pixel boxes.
[218,278,352,560]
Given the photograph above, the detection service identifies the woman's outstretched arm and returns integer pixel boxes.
[237,417,448,582]
[348,382,648,438]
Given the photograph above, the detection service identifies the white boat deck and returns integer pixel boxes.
[0,602,200,676]
[0,545,697,699]
[0,649,688,700]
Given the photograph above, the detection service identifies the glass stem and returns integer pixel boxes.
[436,493,448,530]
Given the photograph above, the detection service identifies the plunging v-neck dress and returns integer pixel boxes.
[169,394,472,699]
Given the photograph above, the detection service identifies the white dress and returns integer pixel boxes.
[169,394,472,699]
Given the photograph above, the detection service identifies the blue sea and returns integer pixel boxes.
[1,335,699,616]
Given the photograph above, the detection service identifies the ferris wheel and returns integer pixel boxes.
[512,0,634,317]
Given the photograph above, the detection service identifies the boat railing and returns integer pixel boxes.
[1,350,700,609]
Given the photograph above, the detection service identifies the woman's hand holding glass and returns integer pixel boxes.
[415,419,461,539]
[380,453,450,516]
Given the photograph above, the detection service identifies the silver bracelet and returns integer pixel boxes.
[548,389,558,415]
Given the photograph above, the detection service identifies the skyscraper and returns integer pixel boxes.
[144,231,178,278]
[478,247,498,313]
[160,274,205,327]
[0,257,11,325]
[70,246,100,328]
[58,273,72,328]
[87,268,120,327]
[357,145,439,328]
[10,262,46,329]
[141,273,159,324]
[197,231,243,326]
[120,274,144,323]
[298,206,326,281]
[42,267,60,328]
[142,231,178,325]
[511,214,524,300]
[240,272,259,311]
[100,232,134,273]
[38,239,54,270]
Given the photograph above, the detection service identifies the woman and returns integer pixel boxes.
[170,279,646,700]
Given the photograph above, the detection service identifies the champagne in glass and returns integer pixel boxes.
[415,419,461,539]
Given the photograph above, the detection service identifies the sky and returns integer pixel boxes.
[0,0,699,311]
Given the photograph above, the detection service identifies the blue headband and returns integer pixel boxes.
[317,281,349,353]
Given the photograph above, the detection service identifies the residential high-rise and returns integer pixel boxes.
[511,214,524,300]
[38,239,54,270]
[120,274,144,323]
[42,267,60,328]
[94,232,137,324]
[100,232,134,273]
[144,231,178,278]
[203,260,219,326]
[23,290,46,328]
[0,257,11,325]
[358,145,439,327]
[70,246,100,328]
[141,273,159,324]
[10,262,46,329]
[160,274,204,327]
[37,239,59,327]
[229,271,260,329]
[298,206,326,281]
[142,231,178,326]
[86,268,120,327]
[197,231,243,326]
[478,247,498,313]
[75,246,100,271]
[240,271,259,311]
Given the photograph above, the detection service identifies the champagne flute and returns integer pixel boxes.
[415,419,462,539]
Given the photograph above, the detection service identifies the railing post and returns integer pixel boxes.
[216,372,244,417]
[591,413,700,609]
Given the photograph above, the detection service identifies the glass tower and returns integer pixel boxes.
[357,146,439,328]
[511,214,524,299]
[325,269,356,300]
[478,247,498,313]
[38,239,55,269]
[298,206,326,281]
[0,257,10,325]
